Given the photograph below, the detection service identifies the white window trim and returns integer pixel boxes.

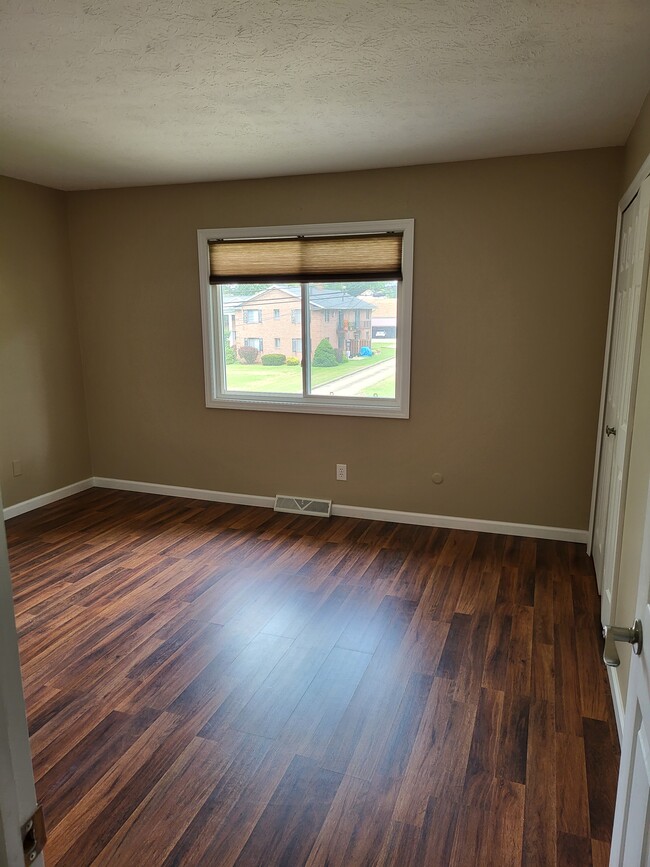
[198,219,414,419]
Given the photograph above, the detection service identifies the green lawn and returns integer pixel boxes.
[225,342,396,394]
[359,376,396,398]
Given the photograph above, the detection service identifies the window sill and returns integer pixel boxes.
[205,395,409,419]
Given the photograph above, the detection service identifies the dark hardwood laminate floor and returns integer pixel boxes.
[7,489,620,866]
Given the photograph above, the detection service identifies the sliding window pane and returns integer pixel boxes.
[306,281,397,399]
[218,283,302,394]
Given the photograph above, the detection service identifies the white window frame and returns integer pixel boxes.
[198,219,414,419]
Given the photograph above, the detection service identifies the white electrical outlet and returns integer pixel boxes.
[336,463,347,481]
[12,459,22,477]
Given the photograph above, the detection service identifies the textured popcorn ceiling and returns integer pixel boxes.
[1,0,649,190]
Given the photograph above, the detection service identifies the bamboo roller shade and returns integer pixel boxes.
[209,233,403,284]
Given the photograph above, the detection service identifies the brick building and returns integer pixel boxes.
[359,293,397,339]
[223,285,374,361]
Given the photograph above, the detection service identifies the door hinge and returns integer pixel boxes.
[22,805,46,865]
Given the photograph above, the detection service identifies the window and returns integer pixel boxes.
[198,219,413,418]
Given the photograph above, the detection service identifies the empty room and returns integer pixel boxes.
[1,2,650,866]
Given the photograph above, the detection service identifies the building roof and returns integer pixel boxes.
[222,297,243,312]
[226,285,374,311]
[363,297,396,318]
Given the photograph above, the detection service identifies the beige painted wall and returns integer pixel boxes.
[622,89,650,192]
[66,148,621,529]
[613,88,650,707]
[0,176,91,507]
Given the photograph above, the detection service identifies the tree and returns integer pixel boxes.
[312,338,339,367]
[221,282,301,297]
[308,280,397,298]
[238,345,259,364]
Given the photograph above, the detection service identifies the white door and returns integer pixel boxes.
[0,491,43,867]
[593,177,650,626]
[610,478,650,866]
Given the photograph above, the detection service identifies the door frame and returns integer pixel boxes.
[0,488,43,867]
[588,152,650,581]
[608,476,650,864]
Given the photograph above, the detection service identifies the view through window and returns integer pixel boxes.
[199,219,413,417]
[219,281,398,400]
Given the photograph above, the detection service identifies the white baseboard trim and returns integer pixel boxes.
[92,477,275,509]
[3,478,94,520]
[607,665,624,745]
[4,474,589,543]
[330,502,588,542]
[92,477,588,543]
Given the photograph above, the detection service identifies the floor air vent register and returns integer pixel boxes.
[274,495,332,518]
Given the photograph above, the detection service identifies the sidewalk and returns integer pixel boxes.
[311,357,395,396]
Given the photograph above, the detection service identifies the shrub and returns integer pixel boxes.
[312,338,339,368]
[261,353,286,366]
[238,345,259,364]
[286,356,300,366]
[224,345,237,365]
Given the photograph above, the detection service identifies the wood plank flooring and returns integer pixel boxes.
[7,489,620,866]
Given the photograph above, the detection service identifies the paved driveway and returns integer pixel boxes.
[310,357,395,396]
